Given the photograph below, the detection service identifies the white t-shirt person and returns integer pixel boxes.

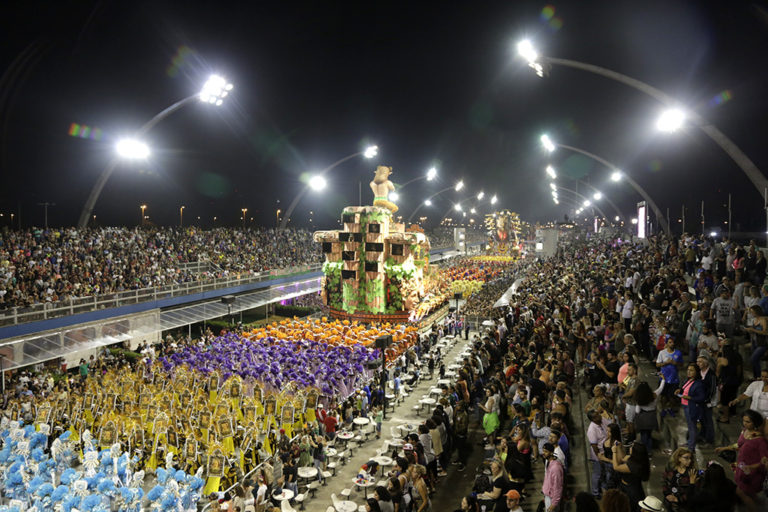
[742,379,768,418]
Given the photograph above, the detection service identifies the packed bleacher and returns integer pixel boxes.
[0,226,489,312]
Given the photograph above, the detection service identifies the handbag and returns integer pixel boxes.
[634,408,658,431]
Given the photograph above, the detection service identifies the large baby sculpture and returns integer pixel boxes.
[370,165,398,213]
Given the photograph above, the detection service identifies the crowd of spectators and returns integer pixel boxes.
[445,232,768,512]
[0,226,491,312]
[0,227,321,311]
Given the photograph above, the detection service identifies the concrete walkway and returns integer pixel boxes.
[299,332,473,511]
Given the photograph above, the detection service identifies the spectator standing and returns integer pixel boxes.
[541,442,564,512]
[611,442,650,512]
[587,411,608,499]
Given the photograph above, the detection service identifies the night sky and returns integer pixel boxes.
[1,1,767,234]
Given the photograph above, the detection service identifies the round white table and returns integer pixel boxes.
[388,438,404,448]
[398,423,416,434]
[419,397,436,412]
[353,477,377,498]
[373,455,393,466]
[429,387,442,396]
[353,417,370,430]
[297,466,318,481]
[337,431,354,441]
[335,501,357,512]
[326,447,337,457]
[272,489,294,501]
[437,379,451,386]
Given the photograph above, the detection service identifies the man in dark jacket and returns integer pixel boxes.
[696,352,718,445]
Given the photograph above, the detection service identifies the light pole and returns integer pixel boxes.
[542,137,668,235]
[407,180,465,224]
[556,186,611,222]
[241,208,248,229]
[179,205,185,227]
[36,202,55,230]
[396,166,439,190]
[140,204,147,226]
[279,145,378,230]
[440,193,494,223]
[77,75,233,229]
[276,209,281,228]
[518,40,766,225]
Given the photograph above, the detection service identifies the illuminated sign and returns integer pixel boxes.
[637,201,647,238]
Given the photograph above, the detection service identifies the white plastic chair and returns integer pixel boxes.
[281,499,297,512]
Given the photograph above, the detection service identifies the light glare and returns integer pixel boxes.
[546,165,556,179]
[199,74,233,105]
[426,167,438,181]
[657,108,686,132]
[389,192,399,201]
[363,145,379,159]
[583,200,591,207]
[549,182,557,191]
[541,134,556,153]
[477,191,485,200]
[593,191,602,200]
[455,180,464,191]
[424,199,432,206]
[517,39,538,64]
[308,175,327,191]
[454,203,462,212]
[631,218,638,224]
[116,138,150,159]
[611,171,622,182]
[490,195,498,204]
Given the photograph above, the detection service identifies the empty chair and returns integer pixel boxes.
[340,488,352,500]
[281,499,297,512]
[389,426,401,440]
[326,460,338,475]
[331,494,343,510]
[321,470,332,482]
[307,481,321,496]
[294,493,306,511]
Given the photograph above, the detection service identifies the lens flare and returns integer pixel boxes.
[648,159,663,172]
[708,89,733,107]
[540,5,555,20]
[68,122,103,140]
[166,45,194,77]
[549,17,563,31]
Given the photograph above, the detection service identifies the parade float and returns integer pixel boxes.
[314,166,437,323]
[484,209,523,259]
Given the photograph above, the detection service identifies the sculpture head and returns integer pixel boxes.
[373,166,393,184]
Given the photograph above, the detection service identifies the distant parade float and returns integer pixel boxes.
[484,210,523,259]
[314,165,443,323]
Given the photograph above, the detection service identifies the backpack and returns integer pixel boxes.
[473,474,492,494]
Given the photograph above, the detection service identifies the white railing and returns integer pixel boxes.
[0,263,323,328]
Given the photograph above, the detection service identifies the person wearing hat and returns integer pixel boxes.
[505,489,522,512]
[637,495,663,512]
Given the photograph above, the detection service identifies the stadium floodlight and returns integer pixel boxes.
[199,74,234,106]
[656,108,686,132]
[541,134,556,153]
[477,191,485,200]
[490,195,498,205]
[424,199,432,206]
[116,138,150,159]
[455,180,465,191]
[363,145,379,159]
[611,171,622,182]
[593,191,602,200]
[546,165,557,179]
[308,175,327,191]
[426,167,438,180]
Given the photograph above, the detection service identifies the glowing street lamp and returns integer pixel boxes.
[427,167,438,181]
[611,171,622,182]
[583,200,591,207]
[477,191,485,201]
[455,180,464,192]
[593,191,603,200]
[541,134,556,153]
[490,195,498,205]
[280,145,378,229]
[549,182,557,191]
[78,73,235,229]
[470,208,477,214]
[116,138,150,159]
[631,218,638,225]
[389,191,400,201]
[424,199,432,206]
[407,180,467,223]
[308,175,327,191]
[199,74,234,106]
[656,108,686,132]
[546,165,557,179]
[140,204,147,226]
[454,203,463,212]
[179,205,185,227]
